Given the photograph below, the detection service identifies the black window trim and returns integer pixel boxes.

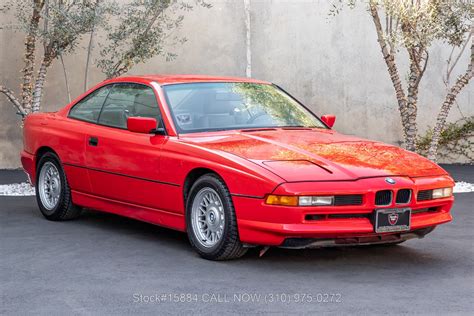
[68,82,167,135]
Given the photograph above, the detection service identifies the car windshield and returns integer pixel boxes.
[162,82,326,133]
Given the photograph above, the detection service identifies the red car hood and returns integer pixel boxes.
[181,129,447,181]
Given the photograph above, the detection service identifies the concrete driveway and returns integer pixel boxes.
[1,167,473,315]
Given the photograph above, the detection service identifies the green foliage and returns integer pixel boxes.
[2,0,111,59]
[418,117,474,163]
[40,1,107,57]
[329,0,472,159]
[383,0,471,49]
[0,0,211,117]
[329,1,472,50]
[1,0,210,75]
[96,0,211,78]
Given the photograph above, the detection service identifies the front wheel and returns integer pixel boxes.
[186,174,247,260]
[36,152,82,221]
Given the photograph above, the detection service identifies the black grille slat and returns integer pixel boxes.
[375,190,392,206]
[305,213,370,221]
[305,214,325,221]
[334,195,363,206]
[417,190,433,201]
[396,189,411,204]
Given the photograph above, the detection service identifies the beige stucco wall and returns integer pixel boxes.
[1,0,472,168]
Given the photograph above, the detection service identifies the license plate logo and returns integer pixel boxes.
[388,213,399,225]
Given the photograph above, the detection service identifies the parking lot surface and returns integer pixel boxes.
[1,167,473,315]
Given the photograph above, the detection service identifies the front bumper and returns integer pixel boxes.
[20,150,35,184]
[280,227,436,248]
[233,175,454,246]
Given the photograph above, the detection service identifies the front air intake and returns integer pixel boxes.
[417,190,433,201]
[333,195,363,206]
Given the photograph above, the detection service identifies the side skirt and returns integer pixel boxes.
[71,190,186,232]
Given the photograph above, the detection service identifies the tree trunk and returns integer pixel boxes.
[84,28,95,92]
[0,85,27,117]
[244,0,252,78]
[369,3,411,143]
[31,55,53,113]
[405,62,420,152]
[21,0,45,112]
[427,40,474,161]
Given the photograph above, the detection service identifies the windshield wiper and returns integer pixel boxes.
[280,126,313,130]
[240,127,278,132]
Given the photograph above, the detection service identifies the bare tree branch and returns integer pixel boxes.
[446,30,473,84]
[83,0,99,94]
[428,36,474,161]
[60,53,71,103]
[0,85,27,117]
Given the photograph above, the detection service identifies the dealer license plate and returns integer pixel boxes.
[375,208,411,233]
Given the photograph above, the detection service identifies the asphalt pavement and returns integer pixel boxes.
[1,167,473,315]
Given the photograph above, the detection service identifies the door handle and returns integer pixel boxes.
[88,136,99,147]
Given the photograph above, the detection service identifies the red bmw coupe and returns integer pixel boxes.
[21,75,454,260]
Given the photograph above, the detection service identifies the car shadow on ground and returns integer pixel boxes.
[75,208,451,270]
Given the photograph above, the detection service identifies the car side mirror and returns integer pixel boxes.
[321,114,336,128]
[127,117,158,134]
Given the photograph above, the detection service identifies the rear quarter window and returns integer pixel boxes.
[69,86,111,123]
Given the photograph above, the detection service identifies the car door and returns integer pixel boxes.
[66,84,113,194]
[84,83,168,209]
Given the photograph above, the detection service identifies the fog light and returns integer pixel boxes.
[432,187,453,199]
[298,196,334,206]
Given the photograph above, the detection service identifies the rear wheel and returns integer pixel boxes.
[36,152,82,221]
[186,174,247,260]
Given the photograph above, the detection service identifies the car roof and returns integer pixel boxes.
[115,74,271,85]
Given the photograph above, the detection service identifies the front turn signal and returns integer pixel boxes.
[265,195,299,206]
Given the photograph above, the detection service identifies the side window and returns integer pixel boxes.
[69,86,111,123]
[98,84,161,129]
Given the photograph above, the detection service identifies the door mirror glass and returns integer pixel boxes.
[321,114,336,128]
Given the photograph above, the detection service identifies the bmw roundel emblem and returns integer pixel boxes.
[385,177,396,185]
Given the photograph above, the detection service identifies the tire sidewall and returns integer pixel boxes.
[35,153,68,219]
[186,175,234,256]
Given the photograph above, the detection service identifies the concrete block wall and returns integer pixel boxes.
[1,0,472,168]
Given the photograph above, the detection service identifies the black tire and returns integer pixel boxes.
[186,174,247,260]
[35,152,82,221]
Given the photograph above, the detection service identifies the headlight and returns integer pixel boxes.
[298,196,334,206]
[432,187,453,199]
[265,195,334,206]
